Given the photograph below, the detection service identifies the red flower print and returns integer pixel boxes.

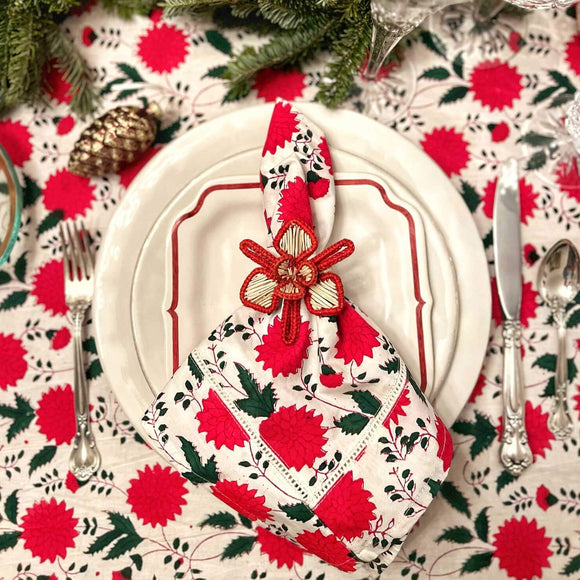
[119,146,161,188]
[554,159,580,201]
[574,384,580,421]
[468,373,486,403]
[490,121,510,143]
[137,23,188,73]
[127,464,188,527]
[196,390,249,450]
[43,169,95,220]
[420,127,470,177]
[308,176,330,199]
[435,416,453,471]
[68,0,96,16]
[491,278,538,328]
[470,60,522,111]
[65,471,80,493]
[0,333,27,390]
[20,498,78,562]
[320,371,344,388]
[383,387,411,426]
[256,527,304,569]
[335,303,380,365]
[36,385,76,445]
[259,405,328,470]
[318,137,333,175]
[42,61,74,104]
[314,471,377,540]
[482,177,538,225]
[535,484,557,511]
[0,120,32,166]
[277,177,313,226]
[253,68,306,102]
[523,243,539,267]
[508,31,524,53]
[256,317,312,377]
[51,327,71,350]
[296,529,357,572]
[82,26,97,46]
[56,115,75,136]
[210,480,272,522]
[565,33,580,75]
[31,260,67,316]
[492,517,552,580]
[497,401,554,459]
[262,101,299,156]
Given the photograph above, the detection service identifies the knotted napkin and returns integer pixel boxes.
[143,100,453,576]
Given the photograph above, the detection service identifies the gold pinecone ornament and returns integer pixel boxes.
[68,103,160,178]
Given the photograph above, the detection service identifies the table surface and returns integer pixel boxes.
[1,4,579,580]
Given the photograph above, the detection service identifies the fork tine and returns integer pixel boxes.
[66,221,81,280]
[59,223,72,282]
[72,221,88,281]
[80,222,94,279]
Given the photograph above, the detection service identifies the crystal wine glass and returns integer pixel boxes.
[475,0,576,21]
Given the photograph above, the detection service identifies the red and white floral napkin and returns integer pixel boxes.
[142,100,453,576]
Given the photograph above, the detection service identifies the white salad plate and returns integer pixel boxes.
[94,103,491,438]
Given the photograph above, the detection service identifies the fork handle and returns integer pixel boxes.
[69,306,101,481]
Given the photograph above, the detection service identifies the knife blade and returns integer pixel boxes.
[493,158,532,477]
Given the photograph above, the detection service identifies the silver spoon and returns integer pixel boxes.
[537,239,580,440]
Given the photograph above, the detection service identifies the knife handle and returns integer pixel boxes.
[499,320,533,476]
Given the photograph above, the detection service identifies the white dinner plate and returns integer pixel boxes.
[94,103,491,438]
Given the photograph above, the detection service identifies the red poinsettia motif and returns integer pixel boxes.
[56,115,75,136]
[82,26,97,46]
[196,390,249,450]
[31,260,67,316]
[508,31,524,53]
[210,480,272,522]
[491,278,538,328]
[51,327,71,350]
[127,464,188,527]
[335,303,380,365]
[260,405,328,470]
[468,373,486,403]
[492,516,552,580]
[320,370,344,388]
[262,101,299,156]
[565,33,580,75]
[308,177,330,199]
[65,471,80,493]
[118,146,161,188]
[277,177,314,226]
[497,401,555,459]
[20,498,78,562]
[36,385,76,445]
[0,119,32,166]
[256,526,305,569]
[435,415,453,471]
[490,121,510,143]
[314,471,377,540]
[43,169,95,220]
[420,127,470,177]
[482,176,538,225]
[253,68,306,102]
[470,60,523,111]
[241,219,353,344]
[256,316,312,377]
[523,243,539,267]
[383,387,411,426]
[318,137,333,176]
[554,159,580,201]
[535,484,557,511]
[295,529,357,572]
[137,23,188,73]
[42,61,74,104]
[573,384,580,422]
[0,333,27,390]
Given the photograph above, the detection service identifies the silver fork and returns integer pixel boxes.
[60,222,101,482]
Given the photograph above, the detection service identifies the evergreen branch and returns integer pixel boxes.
[101,0,157,18]
[161,0,229,17]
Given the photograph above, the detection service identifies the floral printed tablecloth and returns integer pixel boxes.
[1,4,580,580]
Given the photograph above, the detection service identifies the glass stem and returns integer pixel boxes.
[363,22,405,81]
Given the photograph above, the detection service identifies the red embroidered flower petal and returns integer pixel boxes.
[274,219,317,260]
[305,272,344,316]
[240,268,280,313]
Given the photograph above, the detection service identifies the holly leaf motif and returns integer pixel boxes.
[460,551,493,574]
[0,531,21,552]
[436,526,473,544]
[460,180,480,213]
[440,86,469,105]
[188,354,204,383]
[334,412,369,435]
[87,512,143,560]
[206,30,232,55]
[440,481,470,517]
[347,390,381,415]
[420,67,450,80]
[29,445,57,475]
[279,503,315,522]
[496,470,517,493]
[234,363,276,418]
[474,507,489,542]
[37,209,64,235]
[178,436,219,484]
[14,252,27,283]
[0,393,35,442]
[0,290,29,311]
[200,512,238,529]
[221,535,257,560]
[4,490,18,524]
[562,554,580,577]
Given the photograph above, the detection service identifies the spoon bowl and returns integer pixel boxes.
[537,239,580,440]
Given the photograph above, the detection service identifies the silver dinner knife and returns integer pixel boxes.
[493,158,533,476]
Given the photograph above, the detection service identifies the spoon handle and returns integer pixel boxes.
[549,318,574,440]
[499,320,533,476]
